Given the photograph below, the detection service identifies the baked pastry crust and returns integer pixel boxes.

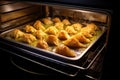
[55,45,76,57]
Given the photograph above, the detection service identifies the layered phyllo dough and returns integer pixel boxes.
[23,25,37,33]
[52,17,61,23]
[20,33,37,44]
[7,29,24,39]
[33,30,47,40]
[54,22,64,30]
[65,26,77,35]
[63,37,87,48]
[74,33,91,44]
[33,20,45,31]
[72,23,82,31]
[62,19,71,26]
[42,18,53,25]
[46,35,59,46]
[80,23,99,38]
[45,26,58,35]
[55,45,76,57]
[36,40,48,50]
[58,30,70,40]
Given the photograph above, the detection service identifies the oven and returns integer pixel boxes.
[0,1,112,80]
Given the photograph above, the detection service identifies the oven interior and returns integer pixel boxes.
[0,1,111,80]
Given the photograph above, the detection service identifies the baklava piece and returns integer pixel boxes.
[36,40,48,50]
[33,30,47,40]
[65,26,77,35]
[62,19,71,26]
[80,23,98,38]
[20,33,37,44]
[74,33,91,44]
[80,30,93,38]
[7,29,24,39]
[23,25,37,34]
[55,45,76,57]
[52,17,61,23]
[58,30,70,40]
[33,20,45,31]
[45,26,58,35]
[87,23,99,31]
[42,18,53,25]
[72,23,82,31]
[54,22,64,30]
[46,35,59,46]
[63,37,86,48]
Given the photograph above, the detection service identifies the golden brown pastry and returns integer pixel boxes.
[85,23,97,35]
[54,22,64,30]
[74,33,91,44]
[33,20,45,31]
[80,23,98,38]
[52,17,61,23]
[45,26,58,35]
[42,18,53,25]
[23,25,37,33]
[58,30,70,40]
[87,23,99,31]
[55,45,76,57]
[7,29,24,39]
[20,33,37,44]
[36,40,48,50]
[33,30,47,40]
[80,30,93,38]
[46,35,59,46]
[63,37,86,48]
[62,19,71,26]
[72,23,82,31]
[65,26,77,35]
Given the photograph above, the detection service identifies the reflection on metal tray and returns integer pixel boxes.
[0,18,106,61]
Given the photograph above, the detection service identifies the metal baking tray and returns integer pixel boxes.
[0,22,106,62]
